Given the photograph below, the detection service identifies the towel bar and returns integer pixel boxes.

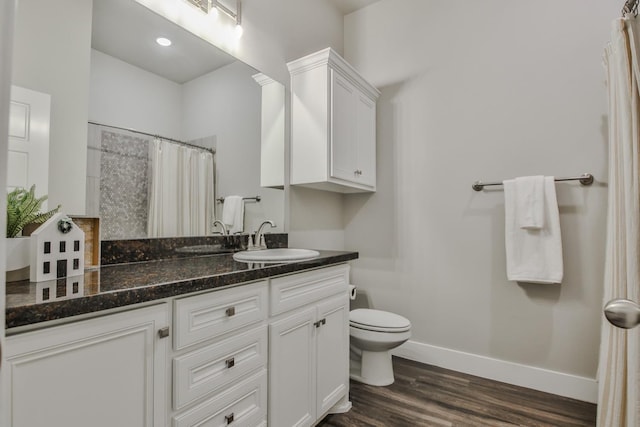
[472,173,594,191]
[216,196,261,203]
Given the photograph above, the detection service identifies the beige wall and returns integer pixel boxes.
[12,0,92,215]
[343,0,616,380]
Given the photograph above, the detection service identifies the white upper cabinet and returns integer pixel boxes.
[253,73,285,189]
[288,48,380,193]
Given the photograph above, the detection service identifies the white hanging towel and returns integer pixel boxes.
[222,195,244,234]
[515,175,545,230]
[504,176,563,284]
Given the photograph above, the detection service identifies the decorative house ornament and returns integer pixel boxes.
[30,213,85,282]
[35,275,85,304]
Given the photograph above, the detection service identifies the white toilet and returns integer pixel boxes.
[349,308,411,386]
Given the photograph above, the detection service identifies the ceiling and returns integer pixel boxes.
[91,0,381,84]
[92,0,238,84]
[327,0,381,15]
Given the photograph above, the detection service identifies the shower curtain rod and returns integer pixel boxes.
[88,121,216,154]
[623,0,638,16]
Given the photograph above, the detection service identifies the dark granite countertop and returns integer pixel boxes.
[6,250,358,330]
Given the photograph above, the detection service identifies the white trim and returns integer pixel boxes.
[286,47,380,100]
[392,340,597,403]
[0,1,16,425]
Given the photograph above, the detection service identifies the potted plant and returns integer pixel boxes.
[6,185,60,281]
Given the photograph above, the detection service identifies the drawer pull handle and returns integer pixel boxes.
[225,413,234,424]
[314,318,327,328]
[226,307,236,317]
[158,327,170,339]
[225,357,235,368]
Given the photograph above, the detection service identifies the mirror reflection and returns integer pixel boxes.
[11,0,285,240]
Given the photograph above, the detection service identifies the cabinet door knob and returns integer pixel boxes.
[158,327,170,339]
[225,357,235,368]
[225,413,234,424]
[226,307,236,317]
[321,318,327,325]
[314,320,321,328]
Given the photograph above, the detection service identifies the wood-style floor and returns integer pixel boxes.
[318,357,596,427]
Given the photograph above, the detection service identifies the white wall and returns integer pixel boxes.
[343,0,616,394]
[182,61,284,233]
[11,0,92,215]
[89,49,183,139]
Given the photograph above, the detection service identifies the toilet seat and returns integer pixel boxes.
[350,309,411,333]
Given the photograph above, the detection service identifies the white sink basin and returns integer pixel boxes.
[233,248,320,263]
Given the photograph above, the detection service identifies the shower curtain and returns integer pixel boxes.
[147,138,215,238]
[598,14,640,427]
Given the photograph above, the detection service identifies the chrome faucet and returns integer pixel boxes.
[249,220,276,250]
[212,220,229,236]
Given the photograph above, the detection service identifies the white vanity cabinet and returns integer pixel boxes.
[288,48,380,193]
[171,281,269,426]
[5,263,352,427]
[268,265,351,427]
[5,304,169,427]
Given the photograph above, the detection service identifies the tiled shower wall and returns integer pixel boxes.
[86,124,150,239]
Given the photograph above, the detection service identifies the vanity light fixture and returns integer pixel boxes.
[184,0,209,13]
[184,0,242,35]
[156,37,172,46]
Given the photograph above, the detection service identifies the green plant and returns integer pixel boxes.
[6,185,60,238]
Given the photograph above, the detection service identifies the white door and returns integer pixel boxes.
[316,293,350,416]
[269,307,317,427]
[8,85,51,207]
[330,70,358,183]
[5,304,168,427]
[356,93,376,188]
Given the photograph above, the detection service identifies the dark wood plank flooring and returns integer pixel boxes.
[318,357,596,427]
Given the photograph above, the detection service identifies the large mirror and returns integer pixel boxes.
[10,0,285,240]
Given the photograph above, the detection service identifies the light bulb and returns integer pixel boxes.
[235,24,243,37]
[156,37,172,47]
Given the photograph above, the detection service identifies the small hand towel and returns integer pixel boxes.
[504,176,563,284]
[515,176,545,230]
[222,195,244,234]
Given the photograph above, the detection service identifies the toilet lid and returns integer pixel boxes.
[350,309,411,331]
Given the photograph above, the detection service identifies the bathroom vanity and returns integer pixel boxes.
[4,249,357,427]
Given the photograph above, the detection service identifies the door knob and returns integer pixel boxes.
[604,298,640,329]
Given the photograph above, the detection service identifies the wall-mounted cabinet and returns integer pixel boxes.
[288,48,380,193]
[253,73,285,189]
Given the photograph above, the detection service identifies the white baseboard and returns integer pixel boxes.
[391,340,597,403]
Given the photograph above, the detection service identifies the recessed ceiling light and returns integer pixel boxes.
[156,37,172,47]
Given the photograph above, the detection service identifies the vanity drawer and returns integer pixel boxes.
[270,265,349,316]
[173,325,267,410]
[174,281,268,350]
[173,369,267,427]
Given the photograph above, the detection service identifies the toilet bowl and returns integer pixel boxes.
[349,308,411,386]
